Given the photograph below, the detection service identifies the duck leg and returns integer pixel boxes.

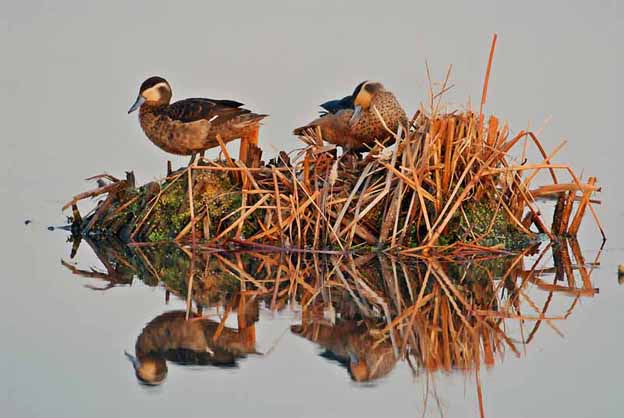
[188,152,201,167]
[239,139,249,166]
[340,150,359,169]
[239,126,259,166]
[237,293,257,352]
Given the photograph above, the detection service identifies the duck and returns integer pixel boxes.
[125,310,259,385]
[128,76,268,164]
[291,317,397,382]
[317,80,366,116]
[294,81,407,152]
[319,94,353,115]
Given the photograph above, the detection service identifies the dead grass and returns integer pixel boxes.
[65,35,603,255]
[64,235,602,418]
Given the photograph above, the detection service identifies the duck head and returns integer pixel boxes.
[125,351,168,385]
[350,81,384,125]
[347,351,370,382]
[128,76,172,113]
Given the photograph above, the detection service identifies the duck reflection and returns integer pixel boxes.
[64,235,601,412]
[292,317,396,382]
[126,294,259,385]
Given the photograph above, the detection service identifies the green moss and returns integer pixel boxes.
[76,156,533,250]
[78,168,265,243]
[439,201,532,250]
[147,229,166,242]
[131,170,251,242]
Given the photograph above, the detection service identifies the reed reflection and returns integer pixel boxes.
[64,237,601,401]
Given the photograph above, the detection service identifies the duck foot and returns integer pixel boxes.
[338,150,360,171]
[188,153,197,166]
[188,151,205,167]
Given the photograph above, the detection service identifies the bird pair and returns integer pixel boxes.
[128,76,407,164]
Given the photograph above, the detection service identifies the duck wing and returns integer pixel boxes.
[319,95,354,115]
[163,98,251,124]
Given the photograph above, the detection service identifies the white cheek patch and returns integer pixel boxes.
[142,82,170,101]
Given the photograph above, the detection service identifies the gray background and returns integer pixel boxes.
[0,1,620,417]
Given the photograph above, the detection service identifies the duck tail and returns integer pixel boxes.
[239,113,268,127]
[251,113,269,123]
[293,121,320,136]
[293,125,311,136]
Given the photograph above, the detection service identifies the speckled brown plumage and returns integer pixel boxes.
[291,318,397,382]
[294,81,407,152]
[129,76,267,156]
[128,310,258,384]
[135,311,256,359]
[138,102,266,155]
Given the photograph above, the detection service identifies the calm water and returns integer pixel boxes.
[1,1,620,417]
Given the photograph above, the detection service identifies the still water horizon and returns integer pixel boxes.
[1,1,620,417]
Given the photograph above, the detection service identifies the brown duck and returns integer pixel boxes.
[128,76,267,163]
[125,310,258,385]
[293,81,407,152]
[291,317,397,382]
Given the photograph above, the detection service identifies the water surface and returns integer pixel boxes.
[0,1,620,417]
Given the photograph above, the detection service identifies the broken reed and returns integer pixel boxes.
[65,107,603,255]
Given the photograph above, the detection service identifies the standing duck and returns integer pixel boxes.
[294,81,407,152]
[128,76,267,164]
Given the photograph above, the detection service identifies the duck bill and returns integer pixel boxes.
[128,95,145,114]
[347,351,368,382]
[124,350,141,370]
[349,105,363,125]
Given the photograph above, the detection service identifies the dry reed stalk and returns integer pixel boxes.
[568,177,597,235]
[530,183,599,197]
[568,238,592,289]
[66,38,604,259]
[63,180,127,211]
[65,229,604,418]
[271,168,286,244]
[479,34,498,136]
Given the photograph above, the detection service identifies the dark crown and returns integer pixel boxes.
[351,81,368,98]
[140,76,168,93]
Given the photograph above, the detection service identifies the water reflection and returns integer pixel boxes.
[127,298,258,385]
[63,237,601,409]
[292,315,396,382]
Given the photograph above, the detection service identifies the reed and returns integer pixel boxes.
[65,109,602,255]
[64,35,603,256]
[65,235,602,417]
